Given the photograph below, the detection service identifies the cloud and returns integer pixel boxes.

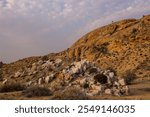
[0,0,150,63]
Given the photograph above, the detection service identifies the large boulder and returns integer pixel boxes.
[55,59,63,67]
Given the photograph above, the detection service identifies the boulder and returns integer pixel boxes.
[38,78,44,85]
[87,85,103,96]
[79,78,86,87]
[113,88,121,96]
[109,72,115,78]
[105,89,112,95]
[37,60,44,65]
[14,71,22,78]
[42,61,52,69]
[125,86,130,95]
[122,86,130,95]
[26,81,32,87]
[31,64,37,71]
[45,74,54,84]
[2,79,7,84]
[55,59,63,66]
[118,79,126,86]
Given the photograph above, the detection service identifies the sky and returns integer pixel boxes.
[0,0,150,63]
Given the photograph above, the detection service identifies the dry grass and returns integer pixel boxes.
[0,82,25,93]
[123,70,137,85]
[51,86,90,100]
[22,86,52,97]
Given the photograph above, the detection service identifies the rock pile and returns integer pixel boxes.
[8,59,129,97]
[62,59,130,97]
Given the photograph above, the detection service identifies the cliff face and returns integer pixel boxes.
[62,15,150,80]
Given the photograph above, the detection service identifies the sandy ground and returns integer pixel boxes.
[0,80,150,100]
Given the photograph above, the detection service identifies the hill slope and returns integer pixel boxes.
[61,15,150,80]
[0,14,150,100]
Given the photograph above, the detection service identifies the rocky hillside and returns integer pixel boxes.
[0,14,150,99]
[61,15,150,80]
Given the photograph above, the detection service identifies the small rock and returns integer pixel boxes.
[55,59,63,66]
[26,81,32,87]
[105,89,112,95]
[38,78,44,85]
[14,71,21,78]
[113,89,121,97]
[2,79,7,84]
[123,86,130,95]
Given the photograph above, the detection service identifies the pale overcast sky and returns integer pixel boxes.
[0,0,150,63]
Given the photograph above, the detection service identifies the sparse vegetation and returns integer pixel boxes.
[22,86,52,97]
[0,82,25,93]
[131,28,137,34]
[0,69,2,81]
[99,44,108,54]
[123,70,137,85]
[51,86,90,100]
[89,68,98,74]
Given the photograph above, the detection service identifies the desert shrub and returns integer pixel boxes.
[51,86,90,100]
[89,68,98,74]
[94,74,108,84]
[131,28,137,34]
[0,82,25,93]
[22,86,52,97]
[0,69,2,81]
[0,62,3,68]
[123,70,137,85]
[98,43,109,54]
[0,95,15,100]
[41,55,49,61]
